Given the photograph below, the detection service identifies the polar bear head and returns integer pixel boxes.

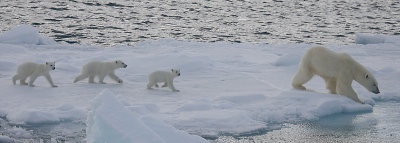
[114,60,128,68]
[171,69,181,77]
[46,62,56,70]
[358,72,380,94]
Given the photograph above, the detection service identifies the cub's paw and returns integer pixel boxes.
[118,79,123,84]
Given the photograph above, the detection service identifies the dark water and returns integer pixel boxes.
[1,0,400,46]
[214,102,400,143]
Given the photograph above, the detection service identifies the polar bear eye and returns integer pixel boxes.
[365,74,369,79]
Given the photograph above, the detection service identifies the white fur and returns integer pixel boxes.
[73,60,127,84]
[12,62,57,87]
[292,46,380,103]
[147,69,180,92]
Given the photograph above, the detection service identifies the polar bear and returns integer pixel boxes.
[147,69,180,92]
[292,46,380,103]
[73,60,127,84]
[12,62,57,87]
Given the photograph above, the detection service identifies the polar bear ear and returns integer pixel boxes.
[365,74,369,79]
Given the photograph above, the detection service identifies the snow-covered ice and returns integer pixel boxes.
[0,25,399,142]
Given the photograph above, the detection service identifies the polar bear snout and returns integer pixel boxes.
[52,67,55,70]
[120,62,127,68]
[372,88,380,94]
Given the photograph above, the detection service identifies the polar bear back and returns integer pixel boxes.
[81,61,116,74]
[148,71,172,82]
[302,46,358,78]
[17,62,46,75]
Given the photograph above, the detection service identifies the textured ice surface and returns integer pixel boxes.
[87,89,208,143]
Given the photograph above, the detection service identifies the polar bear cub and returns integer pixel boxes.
[147,69,180,92]
[12,62,57,87]
[73,60,127,84]
[292,46,380,103]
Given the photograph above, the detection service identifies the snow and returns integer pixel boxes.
[0,25,399,141]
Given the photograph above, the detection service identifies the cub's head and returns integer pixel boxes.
[115,60,128,68]
[171,69,181,77]
[46,62,56,70]
[359,72,380,94]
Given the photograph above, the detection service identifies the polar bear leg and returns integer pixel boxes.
[74,73,89,83]
[323,77,337,94]
[108,72,122,83]
[45,73,57,87]
[292,67,313,90]
[12,74,20,85]
[28,75,38,87]
[147,81,155,89]
[162,82,168,88]
[20,76,28,85]
[88,75,95,83]
[336,79,364,104]
[167,81,179,92]
[98,74,106,84]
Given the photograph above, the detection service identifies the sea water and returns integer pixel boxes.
[1,0,400,142]
[1,0,399,46]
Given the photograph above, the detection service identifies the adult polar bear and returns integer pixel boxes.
[292,46,380,103]
[73,60,127,84]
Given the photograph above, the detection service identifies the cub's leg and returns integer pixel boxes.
[88,75,95,83]
[162,82,168,87]
[28,75,38,87]
[167,81,179,92]
[45,73,57,87]
[108,72,122,83]
[147,81,156,89]
[20,76,29,85]
[12,74,20,85]
[98,74,106,84]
